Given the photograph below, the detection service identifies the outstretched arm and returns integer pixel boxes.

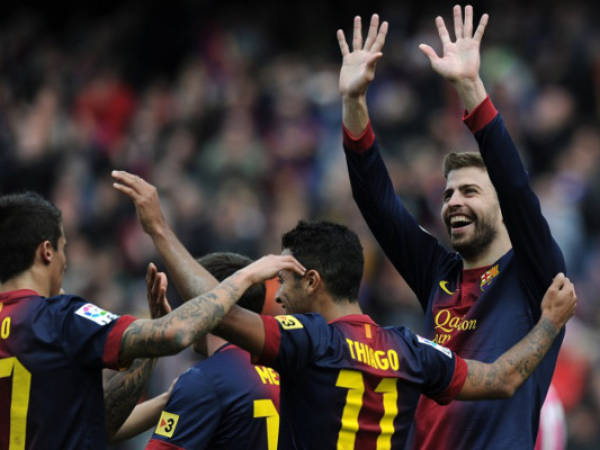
[338,14,388,135]
[458,273,576,400]
[117,255,305,364]
[104,263,171,439]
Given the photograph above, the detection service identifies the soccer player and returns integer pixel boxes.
[339,8,566,449]
[112,171,576,450]
[0,191,301,449]
[145,252,280,449]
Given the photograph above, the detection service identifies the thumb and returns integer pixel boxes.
[418,44,439,64]
[366,52,383,67]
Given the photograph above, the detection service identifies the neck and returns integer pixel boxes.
[462,230,512,269]
[0,269,50,297]
[316,296,363,323]
[206,334,228,357]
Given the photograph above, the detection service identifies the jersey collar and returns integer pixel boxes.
[328,314,377,325]
[0,289,40,302]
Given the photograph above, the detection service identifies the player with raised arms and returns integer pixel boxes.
[112,171,576,449]
[340,7,566,449]
[0,191,301,449]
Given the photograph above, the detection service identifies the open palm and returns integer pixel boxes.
[419,5,489,82]
[338,14,388,97]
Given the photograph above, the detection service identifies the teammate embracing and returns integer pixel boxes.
[340,6,566,449]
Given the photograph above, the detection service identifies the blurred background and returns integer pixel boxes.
[0,0,599,447]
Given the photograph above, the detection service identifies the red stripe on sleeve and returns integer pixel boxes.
[256,315,281,365]
[343,121,375,154]
[145,438,185,449]
[463,96,498,134]
[434,355,468,405]
[102,315,137,369]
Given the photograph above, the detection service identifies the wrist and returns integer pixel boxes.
[539,314,561,336]
[452,76,487,112]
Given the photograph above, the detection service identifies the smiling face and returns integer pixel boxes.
[441,167,503,261]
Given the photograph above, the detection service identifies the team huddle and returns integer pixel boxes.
[0,6,577,450]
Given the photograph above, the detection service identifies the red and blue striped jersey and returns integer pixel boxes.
[258,313,467,450]
[0,289,135,450]
[344,96,565,449]
[147,344,280,450]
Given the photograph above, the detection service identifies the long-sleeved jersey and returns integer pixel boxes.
[344,97,565,449]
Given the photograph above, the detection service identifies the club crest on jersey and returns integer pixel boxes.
[155,411,179,438]
[480,265,500,291]
[75,303,118,326]
[417,335,452,358]
[275,315,303,330]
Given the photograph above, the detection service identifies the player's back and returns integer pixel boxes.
[147,344,280,450]
[258,313,466,450]
[0,289,133,450]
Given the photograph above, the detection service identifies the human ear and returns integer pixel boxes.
[304,269,321,293]
[39,241,54,265]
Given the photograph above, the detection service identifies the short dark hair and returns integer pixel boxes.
[281,221,364,302]
[0,192,62,282]
[196,252,266,314]
[443,152,486,178]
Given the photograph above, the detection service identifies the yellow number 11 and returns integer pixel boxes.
[0,356,32,450]
[336,369,398,450]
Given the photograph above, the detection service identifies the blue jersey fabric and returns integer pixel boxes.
[258,313,467,450]
[147,344,280,450]
[0,289,135,450]
[344,98,565,449]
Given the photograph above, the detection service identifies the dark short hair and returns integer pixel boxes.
[443,152,486,178]
[0,192,62,282]
[281,221,364,302]
[196,252,266,314]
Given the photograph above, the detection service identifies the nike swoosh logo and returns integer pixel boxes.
[439,281,455,295]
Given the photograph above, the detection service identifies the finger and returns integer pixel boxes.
[371,20,388,53]
[151,272,163,301]
[337,29,350,56]
[418,44,440,64]
[352,16,363,51]
[473,13,489,43]
[435,16,452,49]
[112,182,138,199]
[111,170,142,191]
[464,5,473,38]
[552,272,566,290]
[453,4,463,40]
[363,14,379,50]
[146,262,157,286]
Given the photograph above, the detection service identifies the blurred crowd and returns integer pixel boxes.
[0,1,599,448]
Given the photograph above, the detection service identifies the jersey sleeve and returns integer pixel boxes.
[257,313,330,374]
[36,295,136,370]
[465,98,565,311]
[344,123,454,310]
[400,330,467,405]
[146,366,222,450]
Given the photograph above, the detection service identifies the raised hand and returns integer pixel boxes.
[146,262,172,319]
[239,255,306,285]
[112,170,167,236]
[419,5,488,83]
[540,273,577,330]
[338,14,388,98]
